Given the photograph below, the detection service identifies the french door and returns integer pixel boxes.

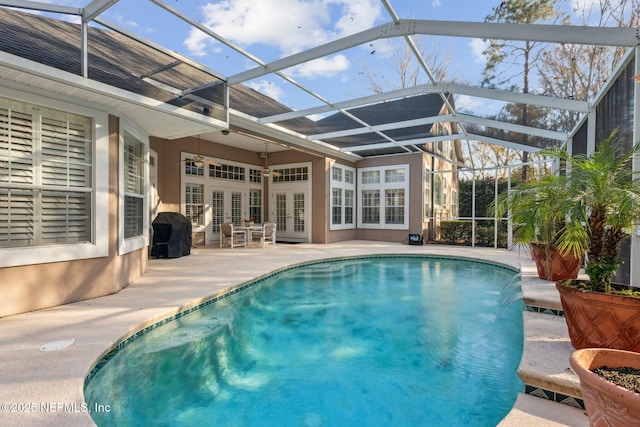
[211,189,244,241]
[272,189,308,242]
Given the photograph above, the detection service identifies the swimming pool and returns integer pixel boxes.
[84,255,524,426]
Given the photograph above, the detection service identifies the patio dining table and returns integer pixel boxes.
[236,224,264,247]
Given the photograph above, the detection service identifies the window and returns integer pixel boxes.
[209,163,245,181]
[185,183,204,226]
[424,166,432,219]
[119,126,148,255]
[385,168,405,183]
[358,165,409,229]
[0,93,108,268]
[185,162,204,176]
[361,170,380,184]
[249,168,262,183]
[451,188,458,216]
[272,166,309,182]
[344,169,354,184]
[123,131,145,240]
[332,166,342,182]
[330,164,356,230]
[345,189,354,224]
[434,174,442,206]
[0,99,93,248]
[249,189,263,223]
[385,189,405,224]
[332,188,342,225]
[361,190,380,224]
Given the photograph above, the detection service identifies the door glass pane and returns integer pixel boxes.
[294,192,305,232]
[249,189,262,223]
[276,193,287,232]
[211,191,224,229]
[231,192,242,225]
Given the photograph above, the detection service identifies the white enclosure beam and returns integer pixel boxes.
[261,82,588,125]
[341,133,543,153]
[230,19,639,85]
[82,0,119,21]
[309,113,567,142]
[0,0,81,15]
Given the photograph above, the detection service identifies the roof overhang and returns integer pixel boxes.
[0,50,228,139]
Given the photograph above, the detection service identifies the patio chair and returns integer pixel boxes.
[219,222,246,248]
[252,222,276,248]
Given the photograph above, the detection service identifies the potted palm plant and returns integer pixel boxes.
[544,130,640,352]
[490,173,586,281]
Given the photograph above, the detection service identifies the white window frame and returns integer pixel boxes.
[0,87,109,268]
[424,162,432,220]
[118,122,149,255]
[357,164,409,230]
[330,163,356,230]
[180,153,263,243]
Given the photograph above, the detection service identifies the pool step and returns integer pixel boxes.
[496,274,590,426]
[518,277,586,413]
[519,311,584,407]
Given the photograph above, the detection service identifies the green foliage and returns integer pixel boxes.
[494,130,640,293]
[459,178,512,218]
[440,220,472,244]
[542,130,640,293]
[439,220,507,248]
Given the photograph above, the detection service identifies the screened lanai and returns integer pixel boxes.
[0,0,638,158]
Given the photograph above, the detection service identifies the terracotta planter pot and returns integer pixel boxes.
[570,348,640,426]
[556,281,640,352]
[530,243,582,281]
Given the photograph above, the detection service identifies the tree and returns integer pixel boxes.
[359,38,453,94]
[482,0,566,181]
[538,0,640,132]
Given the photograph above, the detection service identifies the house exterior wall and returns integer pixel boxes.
[0,115,148,317]
[150,135,459,248]
[151,137,334,244]
[355,154,425,243]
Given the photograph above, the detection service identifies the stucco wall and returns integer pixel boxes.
[150,137,431,246]
[151,136,335,244]
[355,154,425,243]
[0,115,148,317]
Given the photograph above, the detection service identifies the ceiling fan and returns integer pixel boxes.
[259,143,282,177]
[184,135,220,168]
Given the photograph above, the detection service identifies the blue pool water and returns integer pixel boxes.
[85,256,524,426]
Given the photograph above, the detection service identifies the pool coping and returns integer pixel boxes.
[0,241,588,426]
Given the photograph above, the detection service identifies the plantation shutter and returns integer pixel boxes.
[0,98,93,248]
[123,131,144,239]
[41,114,92,244]
[1,103,35,247]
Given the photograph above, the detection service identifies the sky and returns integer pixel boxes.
[31,0,625,116]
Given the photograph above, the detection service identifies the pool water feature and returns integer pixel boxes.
[85,256,524,426]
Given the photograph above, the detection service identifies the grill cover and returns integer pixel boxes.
[151,212,192,258]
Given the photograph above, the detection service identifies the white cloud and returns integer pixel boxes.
[432,0,442,8]
[469,38,488,65]
[246,80,284,102]
[184,0,381,75]
[184,28,210,57]
[287,55,350,79]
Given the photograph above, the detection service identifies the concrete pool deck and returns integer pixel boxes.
[0,241,589,426]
